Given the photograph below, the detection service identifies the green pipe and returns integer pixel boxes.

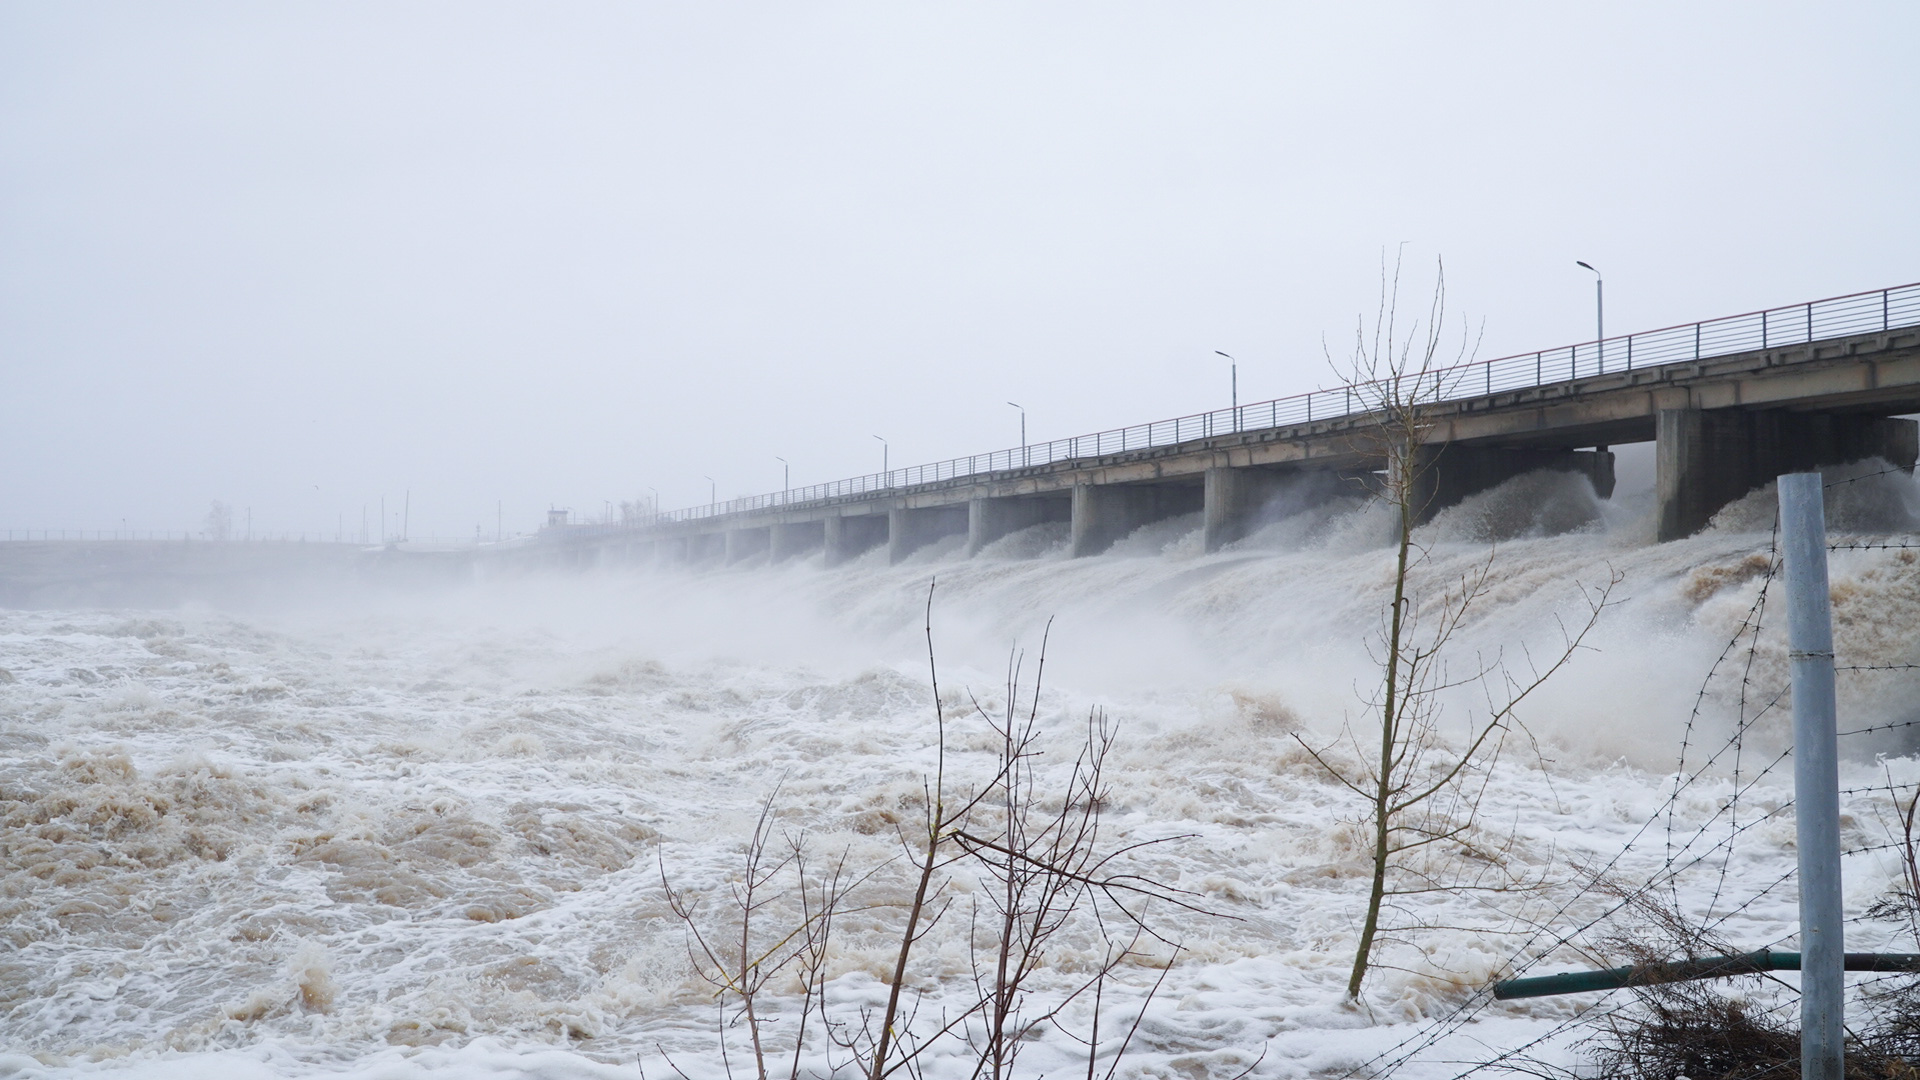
[1493,951,1920,1000]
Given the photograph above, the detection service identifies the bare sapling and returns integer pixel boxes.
[839,588,1210,1080]
[1302,252,1619,1000]
[845,582,1011,1080]
[949,629,1197,1079]
[661,784,862,1080]
[666,584,1215,1079]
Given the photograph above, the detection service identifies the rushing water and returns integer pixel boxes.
[5,466,1920,1079]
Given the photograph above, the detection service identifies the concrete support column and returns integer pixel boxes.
[966,496,1069,557]
[887,506,969,565]
[1656,408,1918,541]
[1070,482,1203,557]
[1408,446,1616,525]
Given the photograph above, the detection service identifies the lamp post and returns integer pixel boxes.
[776,457,789,503]
[1577,261,1604,373]
[1215,350,1238,431]
[1007,402,1026,465]
[704,476,716,506]
[873,435,888,476]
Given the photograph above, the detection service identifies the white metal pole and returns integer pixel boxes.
[1779,471,1843,1080]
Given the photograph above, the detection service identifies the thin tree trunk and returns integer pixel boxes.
[1348,457,1415,999]
[871,817,941,1080]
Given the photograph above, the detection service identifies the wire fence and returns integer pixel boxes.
[645,280,1920,527]
[1344,485,1920,1079]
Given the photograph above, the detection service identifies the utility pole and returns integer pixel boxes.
[1779,471,1843,1080]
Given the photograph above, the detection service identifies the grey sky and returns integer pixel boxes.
[3,2,1915,538]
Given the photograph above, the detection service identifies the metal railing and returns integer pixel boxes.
[646,281,1920,526]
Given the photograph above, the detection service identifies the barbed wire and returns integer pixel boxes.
[1822,465,1916,490]
[1341,503,1920,1078]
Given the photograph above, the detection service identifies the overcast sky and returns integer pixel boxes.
[3,2,1916,538]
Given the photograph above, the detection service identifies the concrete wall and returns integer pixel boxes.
[1202,466,1371,552]
[1409,446,1616,524]
[967,495,1071,556]
[824,514,888,567]
[725,526,770,564]
[770,521,824,563]
[1656,408,1918,540]
[1070,481,1203,557]
[888,506,969,564]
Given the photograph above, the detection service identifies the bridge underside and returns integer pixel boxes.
[565,325,1920,566]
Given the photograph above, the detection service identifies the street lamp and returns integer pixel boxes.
[1007,402,1027,466]
[873,435,888,475]
[704,475,716,505]
[1214,350,1238,431]
[1576,261,1604,373]
[776,456,789,500]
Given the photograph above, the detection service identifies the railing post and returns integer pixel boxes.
[1695,323,1701,360]
[1626,335,1633,370]
[1807,301,1813,342]
[1779,472,1843,1080]
[1535,352,1541,384]
[1762,310,1768,349]
[1884,289,1890,331]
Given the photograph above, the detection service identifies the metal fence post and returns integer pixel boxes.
[1779,471,1843,1080]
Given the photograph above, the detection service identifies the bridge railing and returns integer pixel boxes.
[652,281,1920,526]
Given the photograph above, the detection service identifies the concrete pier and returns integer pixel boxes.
[888,506,968,564]
[1656,408,1917,540]
[968,495,1070,556]
[1070,482,1203,557]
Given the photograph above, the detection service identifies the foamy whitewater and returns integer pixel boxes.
[6,466,1920,1079]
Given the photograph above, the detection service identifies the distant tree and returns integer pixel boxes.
[203,501,232,541]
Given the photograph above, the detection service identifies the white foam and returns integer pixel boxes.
[4,465,1919,1077]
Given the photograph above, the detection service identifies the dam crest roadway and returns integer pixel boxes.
[544,281,1920,568]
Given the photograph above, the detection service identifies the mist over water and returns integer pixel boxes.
[5,463,1920,1078]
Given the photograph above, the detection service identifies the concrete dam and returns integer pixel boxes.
[544,281,1920,568]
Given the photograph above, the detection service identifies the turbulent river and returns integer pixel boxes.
[6,466,1920,1079]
